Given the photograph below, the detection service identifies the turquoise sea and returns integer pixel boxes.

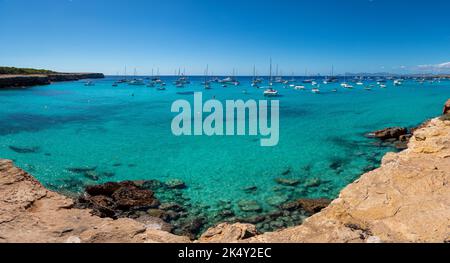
[0,77,449,222]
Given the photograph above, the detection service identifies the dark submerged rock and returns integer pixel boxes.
[281,167,292,175]
[238,200,262,212]
[85,182,122,196]
[275,178,300,186]
[112,186,159,210]
[79,181,160,217]
[304,178,322,188]
[9,146,40,154]
[266,195,289,207]
[165,179,186,189]
[243,185,258,193]
[83,171,100,181]
[67,166,97,174]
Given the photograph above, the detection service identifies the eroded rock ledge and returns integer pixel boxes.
[1,103,449,243]
[0,159,189,243]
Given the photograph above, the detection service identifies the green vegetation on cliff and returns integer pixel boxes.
[0,66,56,75]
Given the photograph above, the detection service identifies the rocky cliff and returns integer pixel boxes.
[0,159,189,243]
[0,103,449,243]
[0,73,104,89]
[200,115,450,243]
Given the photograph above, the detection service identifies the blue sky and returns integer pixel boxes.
[0,0,449,75]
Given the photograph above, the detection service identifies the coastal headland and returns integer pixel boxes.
[0,67,104,88]
[0,99,449,243]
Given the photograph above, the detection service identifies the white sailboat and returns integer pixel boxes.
[263,58,278,96]
[204,65,211,89]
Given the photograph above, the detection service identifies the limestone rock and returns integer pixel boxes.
[0,159,189,243]
[198,223,258,243]
[372,127,407,140]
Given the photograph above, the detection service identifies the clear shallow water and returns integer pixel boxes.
[0,77,449,218]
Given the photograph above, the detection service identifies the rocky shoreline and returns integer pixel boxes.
[0,100,449,243]
[0,73,104,89]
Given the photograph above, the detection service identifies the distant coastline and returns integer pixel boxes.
[0,66,104,89]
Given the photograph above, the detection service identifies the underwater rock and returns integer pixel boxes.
[266,210,284,218]
[100,171,115,178]
[137,179,165,190]
[85,182,123,196]
[165,210,181,221]
[243,185,257,193]
[159,202,185,212]
[179,217,206,239]
[219,210,235,218]
[238,200,262,212]
[238,215,266,224]
[280,201,299,211]
[270,220,285,229]
[83,171,100,181]
[67,166,97,174]
[9,146,40,154]
[165,179,186,189]
[147,209,169,220]
[266,195,289,207]
[329,160,344,170]
[112,186,159,210]
[80,181,160,217]
[281,167,292,175]
[275,178,300,186]
[304,178,321,187]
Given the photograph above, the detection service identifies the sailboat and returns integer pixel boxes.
[263,58,278,96]
[312,85,320,94]
[204,65,211,89]
[129,68,145,86]
[302,68,313,84]
[324,65,338,84]
[341,73,353,89]
[117,66,128,83]
[289,72,296,83]
[251,65,260,87]
[147,69,155,87]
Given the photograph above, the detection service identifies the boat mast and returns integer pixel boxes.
[269,58,273,85]
[276,64,279,79]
